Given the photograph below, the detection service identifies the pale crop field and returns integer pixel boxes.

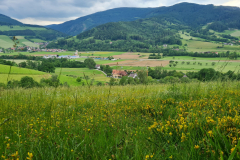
[1,82,240,159]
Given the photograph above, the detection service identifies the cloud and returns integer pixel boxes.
[0,0,239,25]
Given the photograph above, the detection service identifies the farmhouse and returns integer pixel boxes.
[95,65,101,69]
[128,73,138,78]
[163,44,168,47]
[112,70,127,78]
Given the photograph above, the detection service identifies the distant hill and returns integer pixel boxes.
[0,14,23,25]
[46,3,240,53]
[46,3,240,36]
[0,14,67,45]
[46,7,155,36]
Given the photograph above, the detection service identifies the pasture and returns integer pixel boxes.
[0,64,45,75]
[0,35,15,48]
[0,64,50,84]
[55,68,110,84]
[0,35,39,48]
[1,82,240,159]
[164,60,240,72]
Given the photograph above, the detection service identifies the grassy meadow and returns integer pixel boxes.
[55,68,110,85]
[0,35,39,48]
[1,82,240,159]
[0,64,51,84]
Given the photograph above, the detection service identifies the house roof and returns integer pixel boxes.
[112,70,127,76]
[128,73,137,78]
[95,65,100,67]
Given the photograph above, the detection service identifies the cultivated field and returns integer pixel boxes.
[1,82,240,159]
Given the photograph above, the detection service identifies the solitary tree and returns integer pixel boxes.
[84,58,96,69]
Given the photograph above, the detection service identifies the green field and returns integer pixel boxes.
[80,51,125,57]
[95,59,125,65]
[0,64,45,75]
[0,35,15,48]
[111,66,146,70]
[0,74,51,84]
[55,68,110,84]
[0,64,51,84]
[3,59,32,64]
[0,51,125,57]
[1,82,240,159]
[15,36,39,47]
[30,39,47,42]
[162,56,229,61]
[0,35,39,48]
[164,61,240,72]
[0,25,47,31]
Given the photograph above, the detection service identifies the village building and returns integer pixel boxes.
[163,44,168,47]
[95,65,101,69]
[112,70,128,78]
[128,73,138,78]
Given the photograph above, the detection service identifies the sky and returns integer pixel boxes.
[0,0,239,26]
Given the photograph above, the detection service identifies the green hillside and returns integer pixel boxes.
[47,3,240,36]
[0,35,39,48]
[0,64,45,74]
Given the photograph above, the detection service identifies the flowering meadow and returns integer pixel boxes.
[1,81,240,159]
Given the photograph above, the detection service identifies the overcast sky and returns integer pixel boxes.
[0,0,239,25]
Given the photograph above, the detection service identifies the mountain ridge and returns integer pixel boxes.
[46,3,240,36]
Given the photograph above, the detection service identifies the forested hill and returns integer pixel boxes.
[46,3,240,35]
[46,7,155,36]
[0,14,23,25]
[46,17,185,51]
[148,3,240,30]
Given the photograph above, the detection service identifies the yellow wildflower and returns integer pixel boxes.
[194,145,199,149]
[26,152,33,160]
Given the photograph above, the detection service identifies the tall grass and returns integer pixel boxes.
[0,81,240,159]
